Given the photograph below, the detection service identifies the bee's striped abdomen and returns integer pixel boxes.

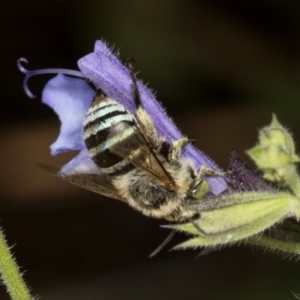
[84,93,136,176]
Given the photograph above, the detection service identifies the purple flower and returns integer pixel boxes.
[18,41,227,195]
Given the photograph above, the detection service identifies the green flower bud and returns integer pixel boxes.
[247,114,300,188]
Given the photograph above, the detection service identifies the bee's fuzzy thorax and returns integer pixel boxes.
[112,158,196,219]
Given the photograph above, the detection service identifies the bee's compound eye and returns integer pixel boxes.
[190,179,210,200]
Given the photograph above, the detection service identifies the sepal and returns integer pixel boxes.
[168,191,300,249]
[245,219,300,255]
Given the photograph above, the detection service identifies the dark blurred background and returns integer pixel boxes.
[1,0,300,299]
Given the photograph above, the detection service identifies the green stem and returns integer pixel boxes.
[0,229,33,300]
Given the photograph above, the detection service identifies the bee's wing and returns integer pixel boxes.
[35,162,127,202]
[109,127,177,190]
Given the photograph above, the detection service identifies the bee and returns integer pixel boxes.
[39,61,221,222]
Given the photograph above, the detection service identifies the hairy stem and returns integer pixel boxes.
[0,229,33,300]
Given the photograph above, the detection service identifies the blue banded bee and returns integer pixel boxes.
[39,62,221,222]
[81,61,220,221]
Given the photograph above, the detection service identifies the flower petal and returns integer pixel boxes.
[42,74,95,155]
[78,41,227,194]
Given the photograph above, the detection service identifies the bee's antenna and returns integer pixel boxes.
[149,230,176,258]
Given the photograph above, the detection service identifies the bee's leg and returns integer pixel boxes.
[168,137,194,162]
[197,165,227,178]
[125,58,160,148]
